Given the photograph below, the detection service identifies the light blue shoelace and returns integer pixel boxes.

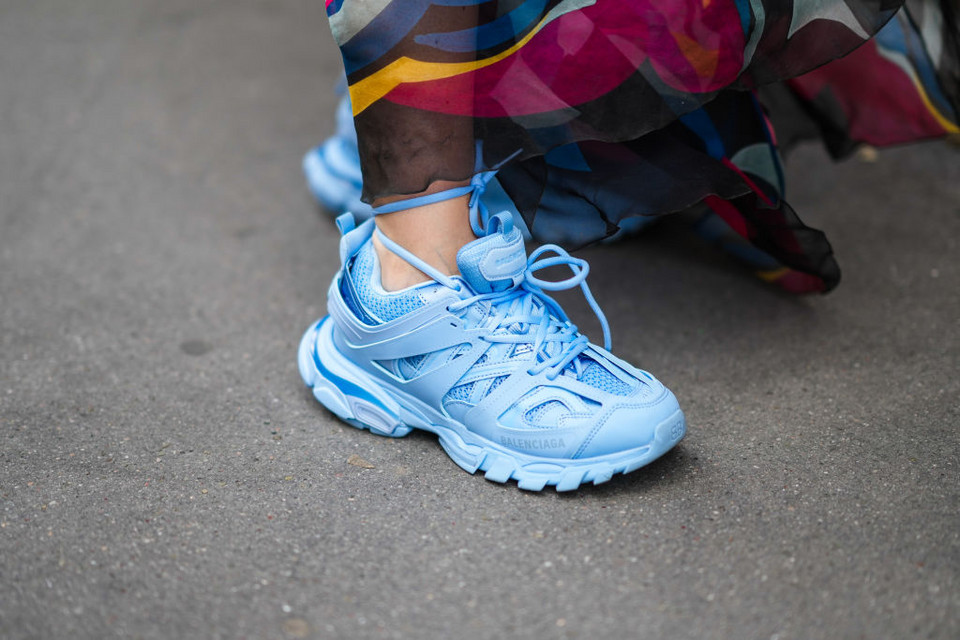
[446,244,611,379]
[371,169,498,236]
[371,146,521,235]
[371,157,610,380]
[377,225,612,379]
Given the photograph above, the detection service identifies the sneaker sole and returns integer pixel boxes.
[299,318,686,492]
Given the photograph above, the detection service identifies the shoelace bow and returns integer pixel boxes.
[371,154,610,380]
[447,244,612,381]
[467,169,497,236]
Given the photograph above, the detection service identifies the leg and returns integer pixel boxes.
[304,0,687,491]
[372,182,475,290]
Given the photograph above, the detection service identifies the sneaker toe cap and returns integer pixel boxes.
[577,387,681,458]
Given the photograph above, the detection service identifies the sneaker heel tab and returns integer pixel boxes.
[487,211,515,236]
[336,212,356,235]
[338,217,375,265]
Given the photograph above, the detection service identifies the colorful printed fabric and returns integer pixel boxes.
[499,89,844,292]
[325,0,958,292]
[766,0,959,156]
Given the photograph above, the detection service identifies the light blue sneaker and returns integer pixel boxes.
[297,183,686,491]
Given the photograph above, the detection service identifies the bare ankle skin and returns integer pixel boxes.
[372,181,477,291]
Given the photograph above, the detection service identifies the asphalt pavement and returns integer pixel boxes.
[1,2,957,639]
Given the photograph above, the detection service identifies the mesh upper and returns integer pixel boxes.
[405,353,427,368]
[525,400,566,426]
[486,375,508,396]
[349,241,434,322]
[446,382,475,402]
[579,361,632,395]
[346,238,641,418]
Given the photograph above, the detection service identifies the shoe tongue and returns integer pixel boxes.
[456,213,526,294]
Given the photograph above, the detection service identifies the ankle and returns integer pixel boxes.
[373,234,435,290]
[372,185,477,292]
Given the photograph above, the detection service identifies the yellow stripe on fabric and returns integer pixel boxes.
[349,16,546,115]
[911,76,959,134]
[755,267,791,283]
[876,43,959,135]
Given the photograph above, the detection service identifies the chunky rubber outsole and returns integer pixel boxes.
[298,318,686,492]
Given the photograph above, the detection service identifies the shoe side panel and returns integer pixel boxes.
[328,282,490,408]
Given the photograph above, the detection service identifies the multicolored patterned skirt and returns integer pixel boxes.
[326,0,959,292]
